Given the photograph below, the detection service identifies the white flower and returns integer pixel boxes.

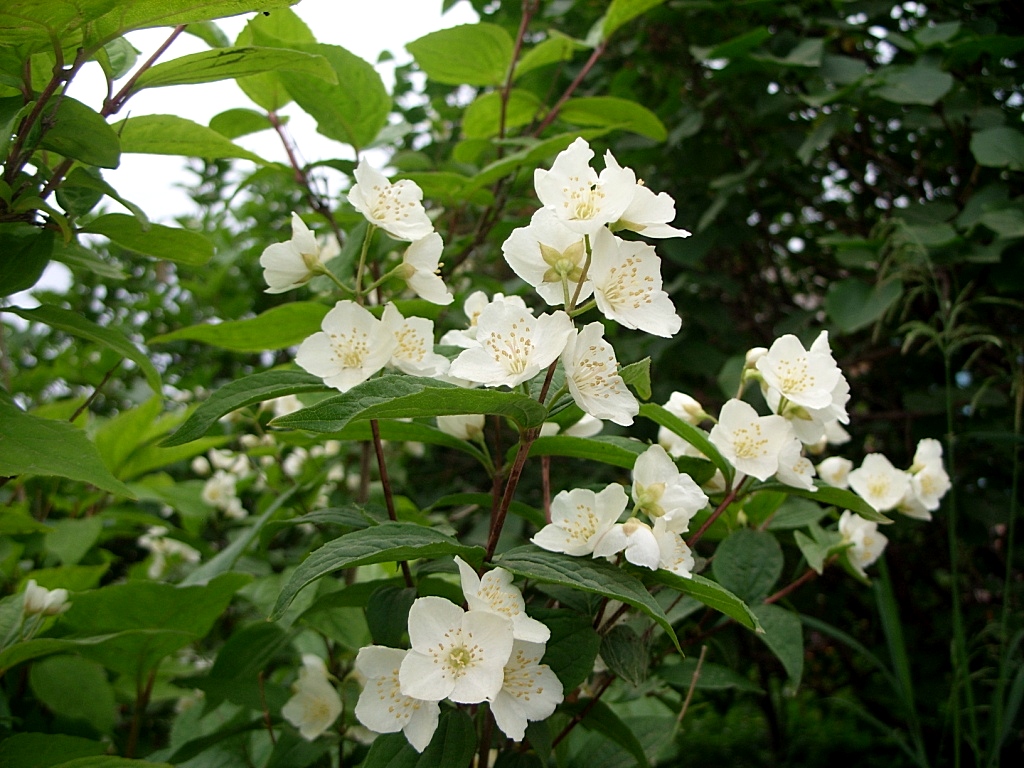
[562,322,638,426]
[657,392,707,459]
[589,227,681,338]
[381,303,450,378]
[906,438,950,515]
[838,510,888,578]
[282,447,308,479]
[260,213,335,294]
[436,413,486,441]
[296,300,400,392]
[848,453,910,513]
[604,154,690,239]
[562,413,604,437]
[490,640,563,742]
[348,158,434,242]
[533,137,636,236]
[816,456,854,489]
[190,455,211,476]
[402,233,454,305]
[756,332,843,411]
[532,484,627,556]
[138,526,201,579]
[775,438,817,491]
[592,516,660,569]
[355,646,440,752]
[440,292,528,348]
[455,557,550,643]
[268,394,303,418]
[502,209,592,306]
[652,518,696,577]
[631,444,708,533]
[282,655,342,741]
[201,470,238,508]
[399,596,514,704]
[911,438,944,469]
[708,399,793,481]
[23,579,70,616]
[448,300,573,388]
[208,448,248,475]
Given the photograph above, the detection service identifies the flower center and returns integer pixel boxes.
[732,424,769,459]
[448,646,474,672]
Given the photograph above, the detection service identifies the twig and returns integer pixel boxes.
[258,670,277,745]
[69,364,119,423]
[371,419,413,588]
[675,645,708,729]
[686,478,745,548]
[532,40,608,137]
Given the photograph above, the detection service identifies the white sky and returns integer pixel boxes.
[17,0,478,301]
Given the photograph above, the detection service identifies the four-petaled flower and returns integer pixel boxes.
[354,646,440,752]
[631,444,708,533]
[490,640,564,742]
[708,399,793,481]
[847,453,909,513]
[382,303,450,378]
[399,596,514,704]
[502,209,593,307]
[282,655,342,741]
[455,557,550,643]
[562,322,638,426]
[532,484,627,556]
[838,510,888,579]
[296,300,399,392]
[449,300,573,388]
[260,213,335,294]
[348,158,434,242]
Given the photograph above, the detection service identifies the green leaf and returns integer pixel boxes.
[272,523,485,619]
[638,403,733,484]
[657,657,763,694]
[45,517,102,565]
[644,571,761,632]
[234,7,315,111]
[366,585,416,647]
[691,27,771,62]
[0,398,134,497]
[81,213,214,266]
[52,758,173,768]
[603,0,666,40]
[620,357,651,401]
[514,32,580,80]
[462,89,544,140]
[527,435,646,469]
[558,97,667,141]
[39,96,120,168]
[112,114,266,163]
[209,107,276,139]
[980,206,1024,238]
[162,369,327,446]
[765,496,828,530]
[133,46,335,90]
[58,572,250,677]
[495,545,679,651]
[971,127,1024,171]
[203,622,292,709]
[150,302,328,351]
[0,224,54,297]
[825,277,903,334]
[751,603,803,687]
[534,608,601,691]
[0,733,105,768]
[278,43,391,150]
[29,655,116,734]
[915,21,961,48]
[600,624,649,687]
[273,374,549,433]
[757,481,893,523]
[362,708,477,768]
[874,64,953,105]
[6,303,161,391]
[711,529,783,603]
[752,38,824,67]
[567,698,649,768]
[88,0,297,42]
[407,23,513,87]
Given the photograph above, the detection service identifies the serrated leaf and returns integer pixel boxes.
[81,213,214,266]
[532,608,601,691]
[133,46,335,90]
[0,398,134,497]
[112,114,266,163]
[272,523,485,618]
[273,374,549,433]
[407,23,513,87]
[757,481,893,523]
[39,96,120,168]
[638,403,733,484]
[6,303,160,391]
[162,369,327,446]
[600,624,649,687]
[150,302,328,351]
[462,89,543,140]
[558,97,666,141]
[711,529,783,603]
[644,570,761,632]
[495,545,679,651]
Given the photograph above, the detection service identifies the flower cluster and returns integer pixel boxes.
[354,558,562,751]
[532,443,707,577]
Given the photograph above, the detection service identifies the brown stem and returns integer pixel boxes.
[476,706,495,768]
[551,674,615,748]
[532,40,608,137]
[258,670,277,745]
[676,645,708,728]
[103,25,186,117]
[497,1,538,149]
[125,669,156,758]
[371,419,413,588]
[763,566,819,605]
[69,363,119,423]
[686,478,744,549]
[541,455,552,523]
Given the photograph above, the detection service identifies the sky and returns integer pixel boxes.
[17,0,478,301]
